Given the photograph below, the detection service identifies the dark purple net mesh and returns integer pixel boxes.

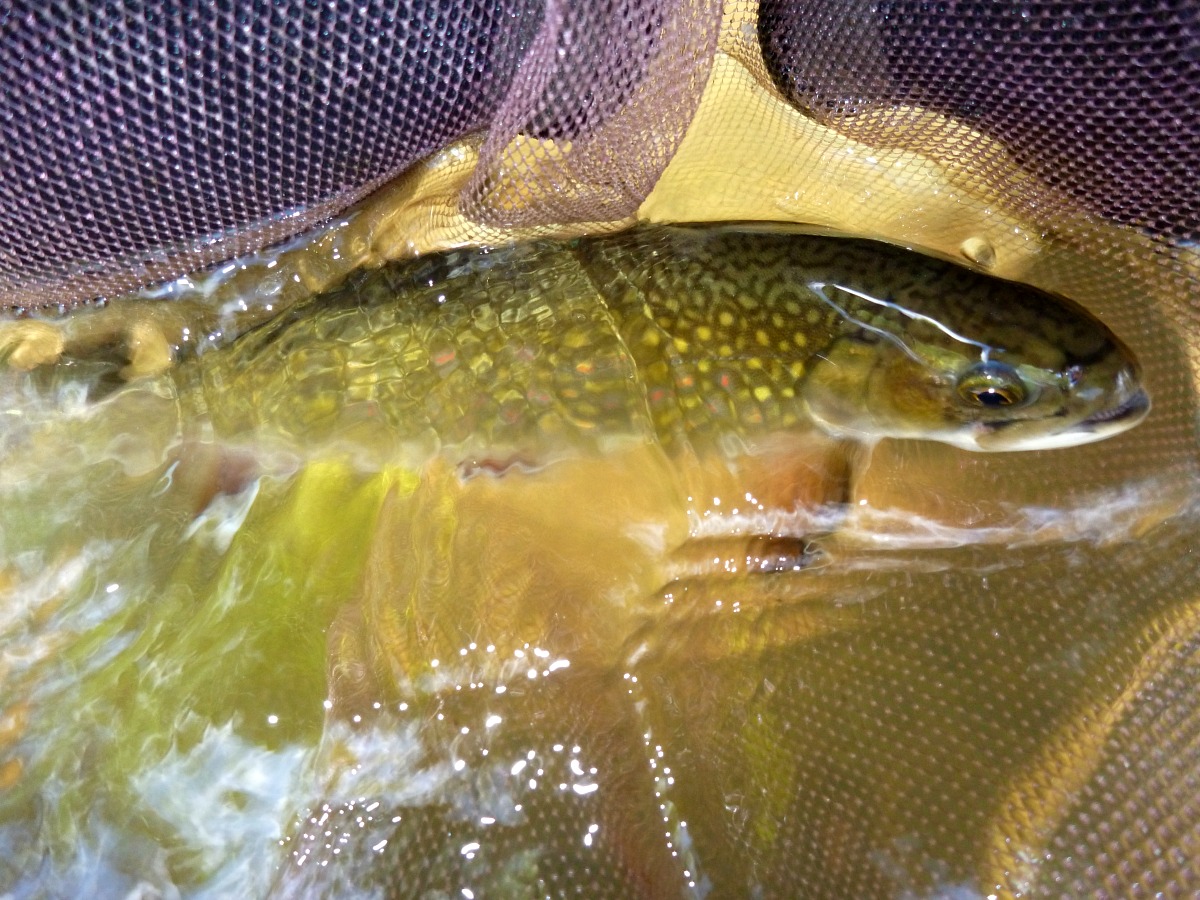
[0,0,716,310]
[757,0,1200,243]
[0,1,528,308]
[4,1,1195,308]
[464,0,718,227]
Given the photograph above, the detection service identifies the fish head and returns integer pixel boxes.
[799,277,1149,452]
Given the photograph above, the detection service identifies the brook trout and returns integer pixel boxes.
[181,225,1147,462]
[0,226,1158,900]
[247,226,1146,896]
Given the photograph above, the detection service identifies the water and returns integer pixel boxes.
[0,230,1197,898]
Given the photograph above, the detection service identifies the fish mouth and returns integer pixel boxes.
[1080,386,1151,430]
[972,386,1150,451]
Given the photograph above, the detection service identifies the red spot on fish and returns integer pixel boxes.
[432,348,456,367]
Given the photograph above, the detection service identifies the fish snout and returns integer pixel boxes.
[1080,384,1150,431]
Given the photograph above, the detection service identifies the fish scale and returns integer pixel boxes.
[178,225,1146,464]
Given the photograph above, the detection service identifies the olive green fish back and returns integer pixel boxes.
[187,240,658,460]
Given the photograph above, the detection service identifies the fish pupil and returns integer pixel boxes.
[956,361,1026,408]
[973,388,1013,408]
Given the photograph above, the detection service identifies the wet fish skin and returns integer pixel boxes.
[182,225,1147,459]
[576,226,1148,453]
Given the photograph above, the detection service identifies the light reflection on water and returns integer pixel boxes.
[0,359,1190,898]
[0,233,1196,897]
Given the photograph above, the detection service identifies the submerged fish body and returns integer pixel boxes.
[0,227,1158,895]
[180,226,1147,461]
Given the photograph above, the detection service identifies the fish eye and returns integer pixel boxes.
[956,362,1027,409]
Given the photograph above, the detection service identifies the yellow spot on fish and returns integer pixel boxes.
[695,325,713,341]
[641,329,661,348]
[753,385,773,403]
[747,357,764,370]
[718,345,734,357]
[789,361,805,379]
[755,329,770,347]
[805,310,821,325]
[563,330,590,349]
[718,311,735,327]
[792,332,808,348]
[673,336,689,352]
